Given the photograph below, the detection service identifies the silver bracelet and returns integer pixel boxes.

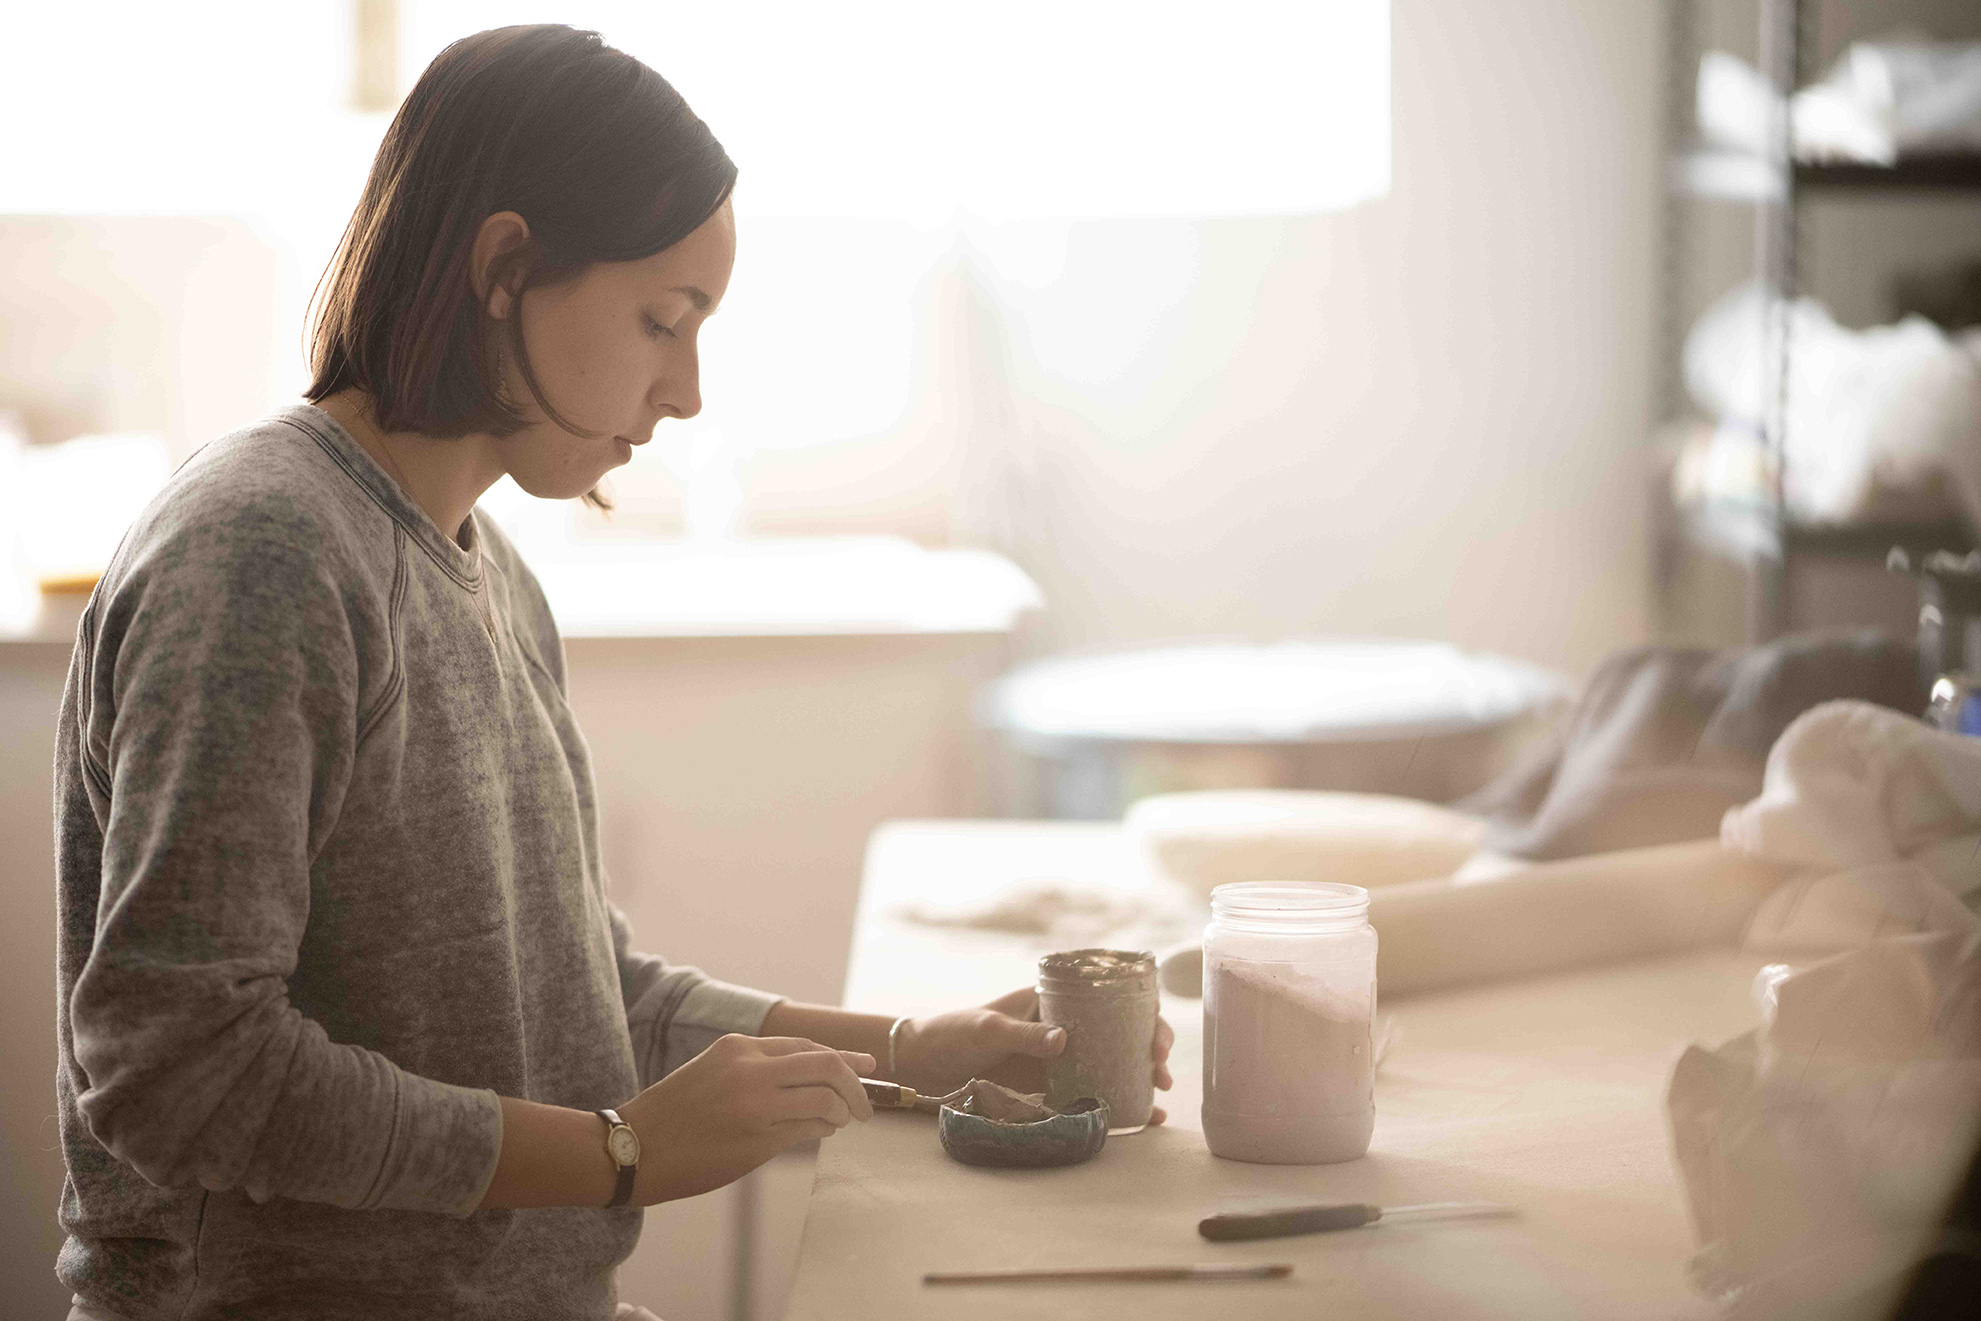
[887,1016,909,1080]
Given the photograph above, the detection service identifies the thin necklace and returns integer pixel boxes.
[341,400,473,553]
[361,414,418,496]
[353,409,436,527]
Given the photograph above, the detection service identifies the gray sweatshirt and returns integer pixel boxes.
[52,403,781,1319]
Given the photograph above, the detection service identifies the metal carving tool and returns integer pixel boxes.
[1198,1201,1513,1242]
[860,1078,962,1114]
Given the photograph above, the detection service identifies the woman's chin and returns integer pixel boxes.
[511,470,613,502]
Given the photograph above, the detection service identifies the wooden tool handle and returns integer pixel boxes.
[861,1079,920,1109]
[926,1264,1292,1284]
[1198,1202,1382,1241]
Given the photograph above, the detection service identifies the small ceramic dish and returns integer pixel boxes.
[936,1079,1110,1168]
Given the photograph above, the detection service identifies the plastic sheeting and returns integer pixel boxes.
[1666,702,1981,1319]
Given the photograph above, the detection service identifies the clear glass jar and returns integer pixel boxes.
[1037,948,1159,1134]
[1201,882,1376,1164]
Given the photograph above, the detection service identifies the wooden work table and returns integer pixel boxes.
[783,820,1769,1320]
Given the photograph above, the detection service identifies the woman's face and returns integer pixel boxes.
[490,199,736,500]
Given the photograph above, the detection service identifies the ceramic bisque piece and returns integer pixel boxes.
[936,1079,1110,1168]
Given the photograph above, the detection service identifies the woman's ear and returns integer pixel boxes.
[471,211,533,319]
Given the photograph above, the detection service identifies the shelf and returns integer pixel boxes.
[1659,1,1981,646]
[1795,154,1981,192]
[1671,149,1981,202]
[1676,502,1976,564]
[1782,515,1976,559]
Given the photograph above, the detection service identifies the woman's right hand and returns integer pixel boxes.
[618,1034,875,1205]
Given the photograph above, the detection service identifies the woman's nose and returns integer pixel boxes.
[654,347,701,421]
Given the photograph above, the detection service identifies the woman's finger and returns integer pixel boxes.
[754,1037,880,1078]
[812,1086,855,1128]
[752,1037,879,1076]
[772,1117,840,1144]
[753,1036,835,1057]
[790,1084,855,1127]
[1151,1016,1175,1063]
[1149,1105,1168,1126]
[987,1013,1065,1059]
[767,1082,852,1127]
[766,1048,874,1120]
[1154,1060,1173,1091]
[836,1048,880,1096]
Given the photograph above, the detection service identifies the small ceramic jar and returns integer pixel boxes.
[1036,948,1159,1134]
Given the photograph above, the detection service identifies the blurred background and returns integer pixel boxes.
[4,2,1979,1318]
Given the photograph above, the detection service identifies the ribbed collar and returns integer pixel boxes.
[279,403,484,588]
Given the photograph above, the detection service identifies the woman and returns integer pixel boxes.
[52,25,1171,1320]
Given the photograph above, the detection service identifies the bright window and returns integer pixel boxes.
[3,2,1389,537]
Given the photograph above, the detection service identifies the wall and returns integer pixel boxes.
[4,1,1671,686]
[1,2,1681,1315]
[0,216,282,450]
[748,0,1668,681]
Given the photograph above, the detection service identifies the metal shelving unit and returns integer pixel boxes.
[1659,0,1981,644]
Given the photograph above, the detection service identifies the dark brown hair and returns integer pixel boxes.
[305,24,735,504]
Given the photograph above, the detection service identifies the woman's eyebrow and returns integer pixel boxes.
[670,284,712,312]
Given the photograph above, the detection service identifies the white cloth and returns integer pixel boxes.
[1667,701,1981,1318]
[1680,285,1981,533]
[1721,700,1981,952]
[1699,44,1981,166]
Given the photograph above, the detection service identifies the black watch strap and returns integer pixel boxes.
[598,1108,638,1209]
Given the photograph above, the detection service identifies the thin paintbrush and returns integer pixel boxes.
[1198,1201,1514,1241]
[925,1263,1293,1285]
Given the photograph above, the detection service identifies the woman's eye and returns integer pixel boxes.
[644,316,676,340]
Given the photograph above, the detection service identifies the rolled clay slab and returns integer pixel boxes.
[1125,790,1788,999]
[1369,840,1786,996]
[1126,789,1490,897]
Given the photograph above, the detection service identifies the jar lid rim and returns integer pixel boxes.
[1210,881,1369,912]
[1036,947,1157,980]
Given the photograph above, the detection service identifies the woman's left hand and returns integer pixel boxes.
[890,988,1175,1125]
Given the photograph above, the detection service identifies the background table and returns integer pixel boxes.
[783,820,1768,1320]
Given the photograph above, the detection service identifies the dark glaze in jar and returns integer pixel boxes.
[1036,948,1159,1134]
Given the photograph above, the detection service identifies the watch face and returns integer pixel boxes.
[608,1126,640,1167]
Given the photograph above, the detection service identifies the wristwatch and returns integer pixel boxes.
[597,1108,640,1208]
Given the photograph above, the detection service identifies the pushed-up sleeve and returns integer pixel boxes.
[68,502,502,1216]
[610,905,782,1089]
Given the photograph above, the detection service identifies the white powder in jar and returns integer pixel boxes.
[1202,957,1373,1164]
